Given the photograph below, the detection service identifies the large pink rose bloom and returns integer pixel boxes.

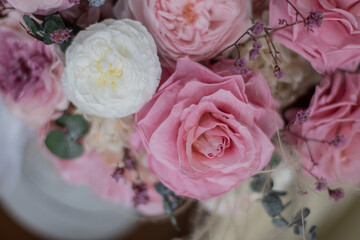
[135,57,283,201]
[0,12,68,129]
[269,0,360,73]
[124,0,252,67]
[7,0,76,15]
[293,71,360,184]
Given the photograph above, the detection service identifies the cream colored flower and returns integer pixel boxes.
[240,39,321,108]
[62,19,161,118]
[83,115,134,165]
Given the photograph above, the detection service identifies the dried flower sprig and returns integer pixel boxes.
[215,0,323,80]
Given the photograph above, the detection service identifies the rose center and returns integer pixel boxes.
[96,58,124,88]
[193,131,230,159]
[182,2,198,24]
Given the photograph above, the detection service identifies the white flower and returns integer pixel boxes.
[62,19,161,118]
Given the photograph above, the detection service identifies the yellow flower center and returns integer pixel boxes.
[96,58,124,88]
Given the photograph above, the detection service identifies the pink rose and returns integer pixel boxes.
[269,0,360,73]
[0,12,68,129]
[292,71,360,184]
[123,0,252,67]
[7,0,76,15]
[37,124,163,216]
[135,57,283,201]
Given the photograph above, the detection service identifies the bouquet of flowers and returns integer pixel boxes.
[1,0,359,239]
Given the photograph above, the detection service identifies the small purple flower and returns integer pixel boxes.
[111,165,125,182]
[132,182,150,207]
[273,66,286,79]
[328,187,345,202]
[233,57,251,77]
[329,135,346,147]
[123,148,136,170]
[50,28,72,44]
[251,21,265,36]
[249,41,262,60]
[300,190,308,195]
[315,177,328,191]
[295,109,311,124]
[304,10,323,30]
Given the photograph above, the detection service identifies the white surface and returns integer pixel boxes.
[0,104,137,240]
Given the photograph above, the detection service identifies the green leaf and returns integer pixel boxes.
[43,14,65,34]
[154,182,173,196]
[60,38,72,52]
[250,174,273,193]
[306,226,318,240]
[163,198,180,231]
[290,208,310,226]
[23,15,39,34]
[293,224,304,235]
[272,217,288,227]
[45,130,84,159]
[55,114,89,140]
[262,192,283,217]
[269,152,281,168]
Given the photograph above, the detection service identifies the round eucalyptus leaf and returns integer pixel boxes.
[262,192,283,217]
[272,217,288,227]
[45,130,84,159]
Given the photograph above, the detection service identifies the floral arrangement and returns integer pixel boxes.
[1,0,359,239]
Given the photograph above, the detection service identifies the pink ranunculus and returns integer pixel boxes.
[292,71,360,184]
[7,0,76,15]
[135,57,283,201]
[38,122,163,216]
[269,0,360,73]
[123,0,252,67]
[0,12,68,129]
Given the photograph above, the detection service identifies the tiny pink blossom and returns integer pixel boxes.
[50,28,72,44]
[328,188,345,202]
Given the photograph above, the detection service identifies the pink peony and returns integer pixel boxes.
[292,71,360,184]
[37,123,163,216]
[7,0,76,15]
[123,0,252,67]
[135,57,283,201]
[269,0,360,73]
[0,12,68,129]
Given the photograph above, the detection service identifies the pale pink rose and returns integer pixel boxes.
[123,0,252,67]
[135,57,283,201]
[37,121,163,216]
[292,71,360,184]
[7,0,76,15]
[0,12,68,129]
[269,0,360,73]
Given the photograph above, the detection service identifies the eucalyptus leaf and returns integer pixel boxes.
[45,130,84,159]
[60,38,72,52]
[23,15,39,33]
[306,226,318,240]
[272,217,288,227]
[262,192,283,217]
[250,174,273,193]
[293,224,304,235]
[154,182,173,196]
[55,114,89,140]
[269,152,281,168]
[43,14,65,34]
[290,208,310,226]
